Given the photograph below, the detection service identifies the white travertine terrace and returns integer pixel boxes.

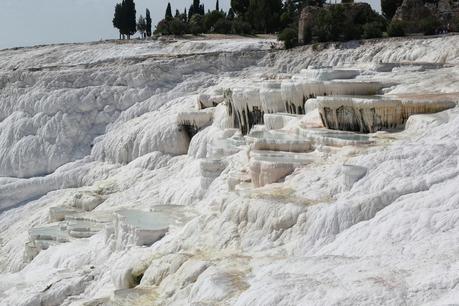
[245,130,313,153]
[249,150,312,187]
[300,67,360,81]
[227,76,385,135]
[299,127,374,147]
[316,96,456,133]
[26,225,71,261]
[264,113,303,130]
[341,164,368,190]
[113,210,172,250]
[197,93,225,110]
[401,99,457,121]
[63,211,112,239]
[200,158,227,190]
[177,109,214,137]
[260,81,284,113]
[2,36,459,306]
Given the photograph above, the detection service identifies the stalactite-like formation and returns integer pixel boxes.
[316,96,456,133]
[177,110,214,138]
[226,79,385,134]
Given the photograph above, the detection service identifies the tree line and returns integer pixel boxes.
[113,0,285,37]
[113,0,152,39]
[113,0,458,48]
[154,0,285,36]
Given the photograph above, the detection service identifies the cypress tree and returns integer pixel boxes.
[113,3,123,39]
[175,9,180,17]
[231,0,250,19]
[165,2,173,19]
[216,0,220,11]
[146,9,152,37]
[123,0,137,39]
[227,8,235,20]
[189,5,194,20]
[137,15,147,38]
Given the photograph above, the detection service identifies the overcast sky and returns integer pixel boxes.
[0,0,380,49]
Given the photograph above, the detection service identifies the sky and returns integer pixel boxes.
[0,0,380,49]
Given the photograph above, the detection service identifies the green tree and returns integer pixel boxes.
[165,2,173,19]
[214,19,233,33]
[387,20,405,36]
[216,0,220,11]
[113,3,124,39]
[247,0,283,33]
[381,0,403,20]
[146,9,152,37]
[362,21,383,38]
[204,10,226,32]
[190,14,205,34]
[420,16,440,35]
[169,17,187,35]
[155,19,170,35]
[232,19,252,34]
[278,27,298,49]
[227,8,235,20]
[137,15,147,38]
[231,0,250,18]
[122,0,137,39]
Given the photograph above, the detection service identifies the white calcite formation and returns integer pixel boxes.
[317,96,456,133]
[260,81,284,113]
[249,150,311,187]
[341,164,368,190]
[300,67,360,80]
[263,113,303,130]
[226,77,385,135]
[112,209,172,250]
[245,130,313,153]
[63,211,112,239]
[299,127,374,147]
[25,224,70,262]
[196,93,225,109]
[1,36,459,306]
[177,109,214,138]
[226,86,264,134]
[199,158,227,190]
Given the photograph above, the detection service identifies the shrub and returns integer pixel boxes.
[214,19,233,34]
[190,14,204,35]
[381,0,403,20]
[169,17,187,35]
[420,16,441,35]
[362,22,383,39]
[278,27,298,49]
[232,19,252,35]
[302,26,312,44]
[155,19,170,35]
[204,10,226,32]
[387,20,405,37]
[343,23,362,41]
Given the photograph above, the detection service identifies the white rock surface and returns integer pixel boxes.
[0,36,458,306]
